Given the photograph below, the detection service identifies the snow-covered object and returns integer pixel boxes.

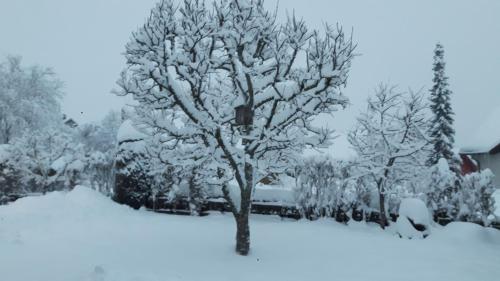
[294,156,364,217]
[425,158,459,217]
[66,159,86,172]
[460,169,496,225]
[50,156,68,174]
[396,198,432,239]
[0,144,20,197]
[461,106,500,153]
[495,189,500,218]
[188,183,295,206]
[117,120,146,143]
[253,186,295,205]
[0,144,11,163]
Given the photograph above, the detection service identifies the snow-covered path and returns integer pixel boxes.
[0,187,499,281]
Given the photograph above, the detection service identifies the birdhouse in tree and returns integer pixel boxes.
[235,105,253,126]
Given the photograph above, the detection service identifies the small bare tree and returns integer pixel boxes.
[117,0,355,255]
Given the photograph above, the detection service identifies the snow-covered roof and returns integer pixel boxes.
[460,106,500,154]
[117,120,147,143]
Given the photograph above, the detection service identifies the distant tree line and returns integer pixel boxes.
[0,56,121,202]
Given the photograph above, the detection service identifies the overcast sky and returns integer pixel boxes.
[0,0,499,149]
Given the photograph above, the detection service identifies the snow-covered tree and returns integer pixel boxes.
[0,56,64,144]
[9,128,85,193]
[77,110,122,194]
[460,170,496,226]
[427,44,460,174]
[78,110,122,153]
[349,85,429,228]
[0,144,23,198]
[117,0,355,255]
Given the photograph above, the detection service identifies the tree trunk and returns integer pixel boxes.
[233,153,254,256]
[188,172,201,216]
[235,210,250,255]
[379,191,388,229]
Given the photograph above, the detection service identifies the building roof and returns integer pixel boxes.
[460,106,500,154]
[117,119,147,144]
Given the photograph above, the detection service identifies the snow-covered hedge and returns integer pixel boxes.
[294,157,373,221]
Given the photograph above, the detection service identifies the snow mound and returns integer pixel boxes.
[396,198,432,239]
[432,222,500,245]
[0,186,132,220]
[65,185,116,208]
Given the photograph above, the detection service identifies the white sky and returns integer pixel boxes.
[0,0,499,149]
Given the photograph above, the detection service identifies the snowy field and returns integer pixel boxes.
[0,187,499,281]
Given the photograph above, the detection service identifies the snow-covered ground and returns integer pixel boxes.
[0,187,499,281]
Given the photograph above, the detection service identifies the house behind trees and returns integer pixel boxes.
[460,107,500,188]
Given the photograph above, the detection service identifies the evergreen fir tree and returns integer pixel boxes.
[427,43,460,175]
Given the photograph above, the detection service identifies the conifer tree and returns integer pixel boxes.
[427,43,460,174]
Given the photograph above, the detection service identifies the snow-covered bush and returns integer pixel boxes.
[459,170,496,226]
[0,144,23,199]
[295,157,337,218]
[396,198,432,239]
[85,151,115,195]
[114,145,152,209]
[424,158,460,221]
[113,119,210,213]
[8,129,84,193]
[423,159,496,226]
[113,120,152,209]
[295,157,370,222]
